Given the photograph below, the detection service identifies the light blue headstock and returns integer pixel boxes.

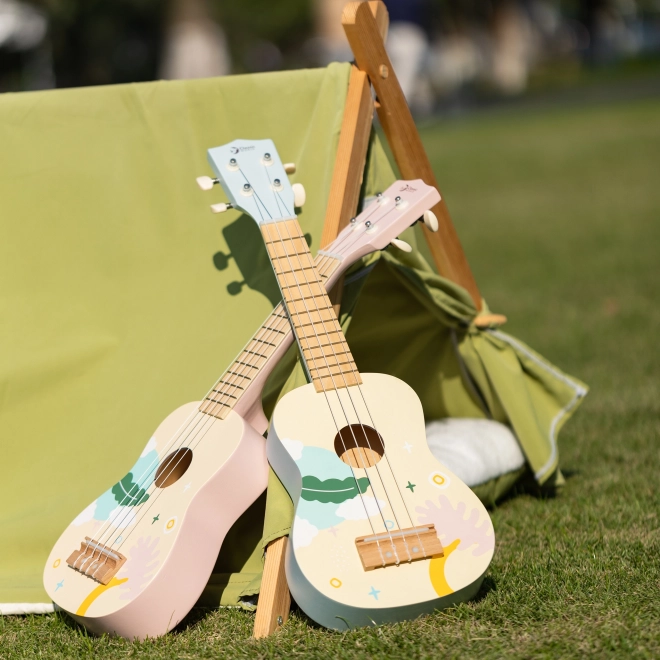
[205,139,298,225]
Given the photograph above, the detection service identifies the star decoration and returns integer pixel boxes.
[183,482,192,492]
[406,481,416,493]
[403,442,413,453]
[368,586,380,600]
[152,514,160,524]
[55,580,64,592]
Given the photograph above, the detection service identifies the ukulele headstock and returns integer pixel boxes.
[203,139,302,224]
[328,180,441,263]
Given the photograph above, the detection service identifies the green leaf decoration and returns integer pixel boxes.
[301,475,370,504]
[111,472,150,506]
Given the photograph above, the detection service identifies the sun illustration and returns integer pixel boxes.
[163,516,178,534]
[428,471,450,489]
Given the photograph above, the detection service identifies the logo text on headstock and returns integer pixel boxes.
[230,145,256,154]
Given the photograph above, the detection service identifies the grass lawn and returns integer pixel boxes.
[2,96,659,659]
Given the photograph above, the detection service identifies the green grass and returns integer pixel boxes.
[2,96,660,659]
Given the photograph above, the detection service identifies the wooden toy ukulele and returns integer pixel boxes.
[43,158,440,640]
[206,140,495,630]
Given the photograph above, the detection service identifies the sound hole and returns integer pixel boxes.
[154,448,193,488]
[334,424,384,468]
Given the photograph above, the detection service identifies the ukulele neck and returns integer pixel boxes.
[198,251,342,419]
[262,218,362,393]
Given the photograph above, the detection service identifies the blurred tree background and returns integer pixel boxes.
[1,0,659,110]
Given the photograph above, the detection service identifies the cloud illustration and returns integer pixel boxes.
[336,495,386,521]
[292,516,319,549]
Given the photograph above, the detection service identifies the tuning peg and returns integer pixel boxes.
[283,163,296,174]
[196,176,218,191]
[292,183,306,207]
[390,238,412,252]
[423,210,439,232]
[211,203,233,214]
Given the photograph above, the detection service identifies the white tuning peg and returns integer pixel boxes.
[423,210,439,232]
[196,176,217,191]
[390,238,412,252]
[283,163,296,174]
[292,182,306,207]
[210,203,232,214]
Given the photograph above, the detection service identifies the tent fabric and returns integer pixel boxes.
[0,61,384,607]
[0,62,586,611]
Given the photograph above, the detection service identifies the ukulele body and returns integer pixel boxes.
[267,372,495,630]
[43,402,268,640]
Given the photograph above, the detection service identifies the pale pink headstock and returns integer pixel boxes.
[323,180,440,265]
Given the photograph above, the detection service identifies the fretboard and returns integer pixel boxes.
[198,251,341,419]
[261,219,362,393]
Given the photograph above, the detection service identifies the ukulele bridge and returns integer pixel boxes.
[355,524,444,571]
[66,537,127,585]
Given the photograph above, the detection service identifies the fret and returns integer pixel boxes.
[278,280,326,299]
[259,321,288,335]
[308,361,358,379]
[250,337,278,348]
[283,300,335,318]
[291,310,339,326]
[267,264,310,277]
[215,380,244,391]
[262,219,362,393]
[316,372,361,391]
[243,349,268,359]
[225,370,253,380]
[263,235,308,256]
[294,328,346,346]
[205,395,235,405]
[305,347,353,364]
[234,360,260,370]
[210,389,238,399]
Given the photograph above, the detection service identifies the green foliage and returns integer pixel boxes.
[111,473,150,507]
[210,0,312,71]
[300,476,370,504]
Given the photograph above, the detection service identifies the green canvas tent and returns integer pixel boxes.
[0,62,586,613]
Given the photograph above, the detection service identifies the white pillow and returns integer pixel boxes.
[425,418,525,487]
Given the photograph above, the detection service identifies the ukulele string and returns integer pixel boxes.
[272,185,424,561]
[264,171,425,558]
[258,163,396,557]
[274,214,408,563]
[90,222,352,563]
[266,217,385,558]
[315,194,428,556]
[94,248,346,566]
[89,211,371,569]
[319,193,428,556]
[87,167,410,573]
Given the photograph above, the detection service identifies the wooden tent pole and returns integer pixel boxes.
[342,1,483,310]
[252,2,388,639]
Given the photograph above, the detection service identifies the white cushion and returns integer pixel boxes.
[425,418,525,487]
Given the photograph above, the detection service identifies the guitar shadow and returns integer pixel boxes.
[213,213,312,307]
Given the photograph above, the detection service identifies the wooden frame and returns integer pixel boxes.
[253,0,499,637]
